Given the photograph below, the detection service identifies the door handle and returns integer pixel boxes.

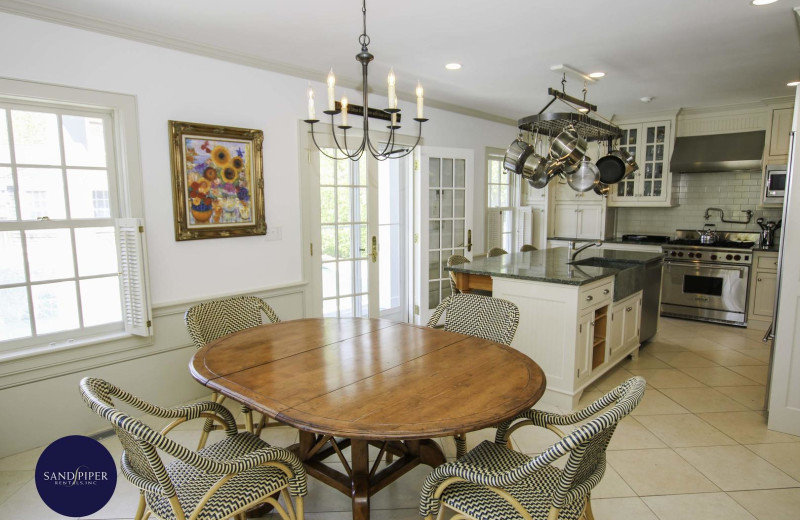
[466,229,472,252]
[371,236,377,263]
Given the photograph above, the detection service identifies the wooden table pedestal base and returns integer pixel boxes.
[293,431,447,520]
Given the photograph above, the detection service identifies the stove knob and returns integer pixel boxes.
[734,254,741,261]
[726,254,733,260]
[688,252,694,258]
[696,253,702,259]
[670,251,677,256]
[678,252,684,257]
[711,254,717,260]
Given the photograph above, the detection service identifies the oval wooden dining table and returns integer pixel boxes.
[190,317,546,520]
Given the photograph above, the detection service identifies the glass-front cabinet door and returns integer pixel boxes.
[614,126,638,200]
[609,120,671,206]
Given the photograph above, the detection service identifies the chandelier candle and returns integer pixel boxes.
[388,68,397,109]
[416,81,424,119]
[307,85,316,120]
[326,69,336,111]
[340,96,349,127]
[304,0,427,161]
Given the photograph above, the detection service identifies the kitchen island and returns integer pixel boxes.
[446,247,663,408]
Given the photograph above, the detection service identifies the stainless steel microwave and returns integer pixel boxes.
[763,164,787,204]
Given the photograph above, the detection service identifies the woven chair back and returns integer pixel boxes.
[184,295,280,349]
[79,378,175,496]
[446,254,471,295]
[427,293,519,346]
[487,247,508,257]
[520,244,538,252]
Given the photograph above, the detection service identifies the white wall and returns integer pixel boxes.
[0,12,516,456]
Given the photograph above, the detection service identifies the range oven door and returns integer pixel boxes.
[662,262,749,314]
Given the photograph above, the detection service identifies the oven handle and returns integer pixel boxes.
[664,263,748,278]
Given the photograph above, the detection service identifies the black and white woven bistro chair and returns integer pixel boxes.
[80,377,306,520]
[520,244,538,252]
[185,295,283,449]
[487,247,509,257]
[447,254,471,295]
[428,293,520,458]
[419,376,645,520]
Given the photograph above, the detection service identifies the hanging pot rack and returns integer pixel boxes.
[517,82,622,142]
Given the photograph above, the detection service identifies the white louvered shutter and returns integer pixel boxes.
[116,218,152,337]
[486,209,503,251]
[515,206,533,249]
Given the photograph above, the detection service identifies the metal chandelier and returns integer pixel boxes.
[304,0,427,161]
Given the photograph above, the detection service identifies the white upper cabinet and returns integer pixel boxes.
[609,120,673,207]
[766,107,793,163]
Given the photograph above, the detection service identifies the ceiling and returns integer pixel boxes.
[2,0,799,124]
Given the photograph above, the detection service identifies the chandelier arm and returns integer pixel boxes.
[329,113,365,160]
[309,123,346,161]
[384,120,424,159]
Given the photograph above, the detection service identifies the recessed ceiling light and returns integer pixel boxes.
[588,72,606,79]
[788,81,800,87]
[445,63,462,70]
[578,107,590,113]
[640,96,654,103]
[751,0,779,5]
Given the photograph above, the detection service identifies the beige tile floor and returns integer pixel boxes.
[2,317,799,520]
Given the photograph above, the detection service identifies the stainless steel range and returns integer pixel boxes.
[661,230,760,326]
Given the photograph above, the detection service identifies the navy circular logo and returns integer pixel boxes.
[35,435,117,517]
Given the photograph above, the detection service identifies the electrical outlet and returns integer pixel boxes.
[265,226,282,241]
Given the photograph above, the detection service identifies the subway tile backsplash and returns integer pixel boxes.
[613,171,783,238]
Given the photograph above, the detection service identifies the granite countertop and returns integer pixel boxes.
[548,236,671,246]
[446,248,663,289]
[752,245,780,253]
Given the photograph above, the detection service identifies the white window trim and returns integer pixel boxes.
[0,77,152,370]
[486,147,522,252]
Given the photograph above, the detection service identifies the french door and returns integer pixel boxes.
[306,131,411,320]
[415,147,474,325]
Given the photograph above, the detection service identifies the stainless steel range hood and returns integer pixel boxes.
[670,130,765,173]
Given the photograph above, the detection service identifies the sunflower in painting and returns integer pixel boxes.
[211,145,231,167]
[231,155,245,172]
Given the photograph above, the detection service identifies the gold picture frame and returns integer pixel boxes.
[169,120,266,241]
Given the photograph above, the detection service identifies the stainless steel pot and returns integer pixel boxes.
[616,148,639,178]
[593,182,611,196]
[522,153,549,188]
[698,227,718,244]
[549,126,587,167]
[503,138,534,176]
[567,156,600,192]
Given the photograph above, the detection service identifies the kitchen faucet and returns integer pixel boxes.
[569,240,603,262]
[704,207,753,224]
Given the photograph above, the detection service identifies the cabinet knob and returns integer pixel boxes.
[758,278,762,282]
[626,306,633,312]
[603,289,610,295]
[586,295,593,301]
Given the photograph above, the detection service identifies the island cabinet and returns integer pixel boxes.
[609,291,642,360]
[493,275,639,409]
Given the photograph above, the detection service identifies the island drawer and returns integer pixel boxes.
[580,282,613,310]
[756,254,778,271]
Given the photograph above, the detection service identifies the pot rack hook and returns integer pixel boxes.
[561,73,567,93]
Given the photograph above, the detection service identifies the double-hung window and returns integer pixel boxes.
[0,79,150,357]
[486,149,517,252]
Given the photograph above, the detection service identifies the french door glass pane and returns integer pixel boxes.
[442,190,453,218]
[0,167,15,220]
[455,159,466,187]
[428,281,439,309]
[18,168,66,220]
[0,231,25,284]
[429,189,440,218]
[429,251,439,280]
[442,220,453,249]
[75,227,117,276]
[319,148,368,318]
[454,189,465,218]
[11,110,61,165]
[26,229,74,281]
[0,287,30,341]
[429,221,440,249]
[429,158,440,187]
[0,111,9,163]
[80,276,121,326]
[442,159,453,187]
[454,220,465,248]
[62,115,107,167]
[31,280,79,334]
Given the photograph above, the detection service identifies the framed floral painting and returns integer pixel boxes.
[169,121,266,240]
